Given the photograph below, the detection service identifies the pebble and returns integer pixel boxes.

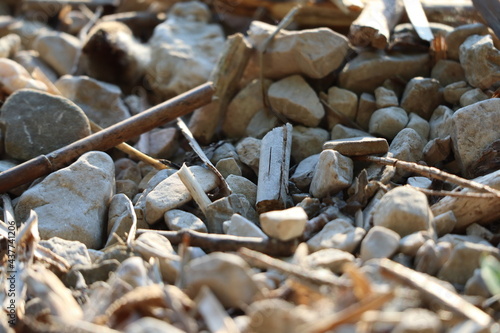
[445,23,489,60]
[291,126,329,163]
[400,77,442,120]
[235,137,261,175]
[33,31,81,76]
[372,186,432,237]
[290,154,319,191]
[393,308,442,333]
[0,89,91,161]
[360,226,401,261]
[223,214,268,239]
[374,86,398,108]
[0,33,20,58]
[309,150,353,198]
[55,75,131,128]
[459,88,488,107]
[459,34,500,90]
[443,81,472,105]
[225,174,257,207]
[268,75,325,127]
[246,110,280,139]
[210,142,240,165]
[115,179,137,200]
[431,60,465,86]
[356,92,377,130]
[259,206,307,241]
[15,152,115,249]
[414,240,452,276]
[407,176,432,189]
[331,124,373,140]
[140,127,178,159]
[247,299,313,333]
[164,209,207,232]
[215,157,242,178]
[184,252,259,308]
[326,86,358,129]
[106,194,136,247]
[115,158,142,184]
[323,137,389,156]
[464,268,492,298]
[399,231,430,257]
[206,194,258,233]
[423,137,452,167]
[305,248,356,274]
[432,211,457,237]
[368,106,408,139]
[0,58,47,94]
[39,237,91,267]
[307,218,366,253]
[388,128,427,179]
[14,50,58,83]
[451,98,500,176]
[466,223,495,243]
[406,113,429,140]
[125,317,186,333]
[429,105,454,140]
[247,21,350,79]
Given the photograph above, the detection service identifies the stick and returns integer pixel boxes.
[23,0,118,5]
[178,164,212,216]
[0,82,215,193]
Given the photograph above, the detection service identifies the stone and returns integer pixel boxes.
[406,113,429,140]
[429,105,454,140]
[326,86,358,129]
[222,79,272,138]
[339,51,430,94]
[247,20,350,79]
[145,1,225,99]
[14,50,58,83]
[443,81,472,105]
[414,240,452,275]
[15,152,115,249]
[451,99,500,176]
[331,124,373,140]
[247,299,313,333]
[388,128,427,178]
[401,77,442,120]
[310,150,353,198]
[393,308,442,333]
[246,110,280,139]
[368,106,408,139]
[0,33,19,58]
[356,92,377,131]
[184,252,259,308]
[323,137,389,156]
[33,31,81,76]
[291,126,329,163]
[223,214,268,239]
[466,223,495,243]
[106,194,136,247]
[140,127,178,159]
[459,88,488,107]
[144,165,219,224]
[374,86,398,108]
[432,211,457,237]
[399,231,430,257]
[445,23,489,60]
[259,206,307,241]
[431,60,465,86]
[39,237,91,267]
[210,142,240,165]
[74,259,120,284]
[459,34,500,90]
[465,268,492,298]
[290,154,319,191]
[225,174,257,207]
[206,194,258,233]
[423,137,452,166]
[307,218,366,253]
[115,158,142,184]
[372,186,432,237]
[235,137,261,174]
[268,75,325,127]
[216,157,242,178]
[125,317,186,333]
[305,248,356,274]
[360,226,400,261]
[407,177,432,189]
[164,209,207,232]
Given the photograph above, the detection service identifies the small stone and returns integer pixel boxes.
[223,214,268,238]
[290,154,319,191]
[443,81,472,105]
[14,50,58,83]
[268,75,325,127]
[125,317,186,333]
[33,31,81,76]
[445,23,489,60]
[310,150,353,198]
[206,194,258,233]
[466,223,495,243]
[142,127,178,159]
[393,308,442,333]
[360,226,400,261]
[407,177,432,189]
[216,157,242,178]
[291,126,329,163]
[459,88,488,107]
[431,60,465,86]
[388,128,427,179]
[225,174,257,207]
[459,34,500,90]
[465,268,492,298]
[415,239,452,275]
[356,92,377,131]
[372,186,433,237]
[323,137,389,156]
[399,231,430,257]
[210,142,240,165]
[39,237,91,267]
[401,77,442,120]
[0,89,90,161]
[247,21,350,79]
[115,158,142,184]
[0,33,20,58]
[15,152,115,249]
[164,209,207,232]
[432,211,457,237]
[247,299,313,333]
[451,98,500,176]
[55,75,131,128]
[368,106,408,139]
[305,248,356,274]
[326,86,358,129]
[374,86,398,108]
[184,252,259,308]
[106,194,136,247]
[423,136,452,166]
[406,113,429,140]
[246,109,280,139]
[236,137,261,174]
[429,105,454,140]
[259,206,307,241]
[331,124,372,140]
[307,218,366,253]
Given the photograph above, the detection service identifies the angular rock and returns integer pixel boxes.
[406,113,429,140]
[216,157,242,178]
[290,154,319,191]
[247,21,350,79]
[307,218,366,253]
[106,194,136,247]
[0,89,90,161]
[225,174,257,207]
[331,124,373,140]
[259,206,307,241]
[236,137,261,174]
[368,106,408,139]
[443,81,472,105]
[305,248,356,274]
[360,226,401,261]
[372,186,433,237]
[139,127,178,159]
[39,237,91,267]
[429,105,454,140]
[431,60,465,86]
[459,88,488,107]
[432,211,457,237]
[15,152,115,249]
[423,136,452,167]
[164,209,207,232]
[210,142,240,165]
[401,77,442,120]
[33,31,81,76]
[223,214,268,239]
[206,194,258,233]
[459,34,500,90]
[246,110,280,139]
[388,128,427,178]
[310,150,353,198]
[356,92,377,131]
[291,126,329,163]
[414,239,452,276]
[115,158,142,184]
[399,231,430,257]
[268,75,324,127]
[326,86,358,129]
[445,23,489,60]
[374,86,398,108]
[323,137,389,156]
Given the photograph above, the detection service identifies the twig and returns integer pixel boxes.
[178,164,212,216]
[409,186,498,198]
[23,0,118,5]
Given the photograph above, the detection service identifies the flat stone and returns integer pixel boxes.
[39,237,91,267]
[356,93,377,131]
[225,174,257,207]
[268,75,325,127]
[326,86,358,129]
[247,21,350,79]
[407,176,432,189]
[393,308,442,333]
[33,31,81,76]
[106,194,136,247]
[223,214,268,239]
[443,81,472,105]
[445,23,489,60]
[372,186,433,237]
[164,209,207,232]
[0,89,90,161]
[310,150,353,198]
[305,248,356,274]
[15,152,115,249]
[290,154,319,191]
[323,137,388,156]
[259,206,307,241]
[429,105,454,140]
[451,98,500,176]
[459,34,500,90]
[360,226,401,261]
[291,126,329,163]
[431,60,465,86]
[406,113,429,140]
[374,86,398,108]
[459,88,488,107]
[236,137,261,175]
[401,77,442,120]
[368,106,408,139]
[307,218,366,253]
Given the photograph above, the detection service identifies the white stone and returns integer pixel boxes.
[291,126,329,163]
[310,150,353,198]
[459,34,500,90]
[429,105,454,140]
[406,113,429,140]
[360,226,401,261]
[459,88,488,107]
[305,248,356,274]
[326,86,358,129]
[34,31,81,76]
[259,207,307,241]
[223,214,268,239]
[290,154,320,191]
[399,231,431,257]
[374,86,398,108]
[236,137,261,174]
[369,106,408,139]
[445,23,489,60]
[307,218,366,253]
[39,237,91,267]
[164,209,207,232]
[225,174,257,207]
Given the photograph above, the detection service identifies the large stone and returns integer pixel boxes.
[459,34,500,90]
[445,23,489,60]
[401,77,442,120]
[368,106,408,139]
[33,31,81,76]
[310,150,353,198]
[268,75,325,127]
[291,126,329,163]
[307,218,365,253]
[15,152,115,249]
[0,89,90,161]
[259,207,307,241]
[451,99,500,176]
[247,21,350,79]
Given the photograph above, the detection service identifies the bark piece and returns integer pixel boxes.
[323,137,389,156]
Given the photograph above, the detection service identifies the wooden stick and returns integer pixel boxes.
[177,164,212,216]
[23,0,118,5]
[0,82,215,193]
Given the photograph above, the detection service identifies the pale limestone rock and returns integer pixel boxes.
[291,126,329,163]
[305,248,356,274]
[236,137,261,174]
[415,240,452,275]
[246,109,280,139]
[310,150,353,198]
[142,127,178,159]
[443,81,472,105]
[431,60,465,86]
[106,194,136,247]
[210,142,240,165]
[459,88,488,107]
[326,86,358,129]
[307,218,366,253]
[360,226,400,261]
[368,106,408,139]
[206,194,258,233]
[225,174,257,207]
[399,231,431,257]
[247,299,313,333]
[459,34,500,90]
[247,21,350,79]
[465,268,492,298]
[401,77,442,120]
[115,158,142,184]
[406,113,429,140]
[466,223,495,243]
[223,214,268,239]
[164,209,207,232]
[374,86,398,108]
[356,92,377,131]
[216,157,242,178]
[33,31,81,76]
[331,124,372,140]
[432,211,457,237]
[429,105,454,140]
[388,128,427,178]
[260,206,307,241]
[39,237,91,267]
[445,23,489,60]
[407,176,432,189]
[268,75,324,127]
[116,180,137,200]
[290,154,319,191]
